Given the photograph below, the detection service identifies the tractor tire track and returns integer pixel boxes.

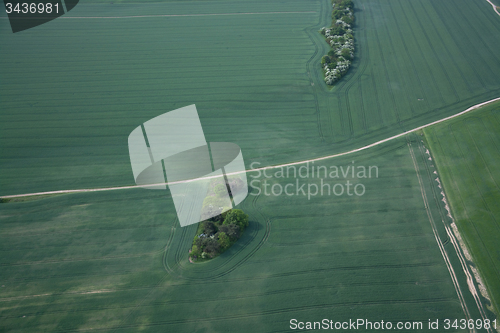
[406,134,472,326]
[408,1,459,103]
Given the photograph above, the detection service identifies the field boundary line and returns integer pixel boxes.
[406,136,472,325]
[2,97,500,200]
[420,133,495,332]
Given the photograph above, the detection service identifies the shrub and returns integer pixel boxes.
[332,9,343,19]
[223,209,249,229]
[342,15,354,25]
[191,245,200,258]
[330,25,345,36]
[219,223,240,240]
[201,220,217,236]
[217,232,231,249]
[195,237,220,257]
[341,48,352,60]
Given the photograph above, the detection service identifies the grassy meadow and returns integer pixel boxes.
[424,100,500,319]
[1,0,499,331]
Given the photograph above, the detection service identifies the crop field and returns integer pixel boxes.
[424,100,500,319]
[1,0,500,196]
[1,0,499,331]
[314,0,500,146]
[1,135,492,332]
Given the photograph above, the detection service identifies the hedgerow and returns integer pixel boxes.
[320,0,355,85]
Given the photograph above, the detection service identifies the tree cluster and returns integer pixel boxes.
[320,0,355,85]
[190,209,249,261]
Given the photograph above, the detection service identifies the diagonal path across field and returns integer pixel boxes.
[2,96,500,200]
[486,0,500,16]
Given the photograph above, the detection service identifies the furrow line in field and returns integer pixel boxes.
[408,1,459,103]
[0,251,161,267]
[340,2,373,137]
[0,11,317,20]
[465,119,500,208]
[445,225,494,333]
[370,2,403,129]
[479,115,500,154]
[379,1,417,118]
[460,2,500,65]
[438,1,496,90]
[53,297,456,332]
[387,2,429,112]
[406,135,472,325]
[396,1,445,108]
[267,233,429,247]
[414,134,494,329]
[268,206,423,220]
[449,122,500,269]
[270,218,423,230]
[303,26,324,141]
[0,280,451,321]
[246,246,435,265]
[209,262,440,284]
[418,1,473,95]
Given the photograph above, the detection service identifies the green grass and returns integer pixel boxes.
[424,100,500,318]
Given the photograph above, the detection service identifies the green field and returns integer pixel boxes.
[1,0,500,195]
[424,100,500,319]
[1,0,499,331]
[1,135,492,332]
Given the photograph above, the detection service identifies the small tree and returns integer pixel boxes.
[341,15,354,25]
[201,220,217,236]
[223,209,249,229]
[341,48,352,60]
[203,238,221,257]
[219,223,240,240]
[341,0,354,10]
[332,9,343,19]
[330,25,345,36]
[191,245,200,258]
[217,232,231,249]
